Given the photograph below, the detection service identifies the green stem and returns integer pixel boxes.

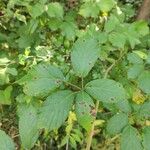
[0,105,3,114]
[86,100,99,150]
[63,80,82,91]
[65,139,69,150]
[81,77,84,89]
[86,61,116,150]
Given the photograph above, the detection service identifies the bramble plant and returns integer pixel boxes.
[0,0,150,150]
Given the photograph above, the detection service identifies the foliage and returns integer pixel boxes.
[0,0,150,149]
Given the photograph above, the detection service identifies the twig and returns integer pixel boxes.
[81,77,84,89]
[104,61,115,79]
[63,80,82,91]
[104,50,125,78]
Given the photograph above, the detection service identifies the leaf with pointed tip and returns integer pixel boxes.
[18,104,39,150]
[98,0,115,12]
[0,130,15,150]
[85,79,126,103]
[106,113,128,136]
[127,64,144,79]
[60,21,77,40]
[75,91,95,131]
[104,15,120,32]
[127,52,143,64]
[79,2,100,18]
[125,25,140,49]
[28,3,45,18]
[17,64,64,97]
[71,36,100,77]
[109,32,126,48]
[47,2,64,19]
[38,90,74,131]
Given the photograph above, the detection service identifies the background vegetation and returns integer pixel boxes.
[0,0,150,150]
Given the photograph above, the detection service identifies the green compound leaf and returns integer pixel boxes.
[138,71,150,94]
[47,2,64,19]
[71,36,100,77]
[0,130,15,150]
[38,90,74,131]
[75,91,95,131]
[106,113,128,136]
[121,125,142,150]
[18,63,65,97]
[18,104,39,150]
[85,79,126,103]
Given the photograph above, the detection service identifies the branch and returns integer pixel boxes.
[86,51,125,150]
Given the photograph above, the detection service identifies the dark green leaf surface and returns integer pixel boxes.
[0,86,12,105]
[127,52,143,64]
[0,130,15,150]
[143,127,150,150]
[127,64,144,79]
[28,3,45,18]
[85,79,126,103]
[121,125,142,150]
[38,90,74,131]
[79,2,100,18]
[106,113,128,136]
[18,64,64,97]
[75,91,95,131]
[71,36,100,77]
[138,71,150,94]
[109,32,126,48]
[19,104,39,149]
[47,2,64,19]
[139,100,150,117]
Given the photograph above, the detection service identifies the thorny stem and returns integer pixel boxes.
[86,51,125,150]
